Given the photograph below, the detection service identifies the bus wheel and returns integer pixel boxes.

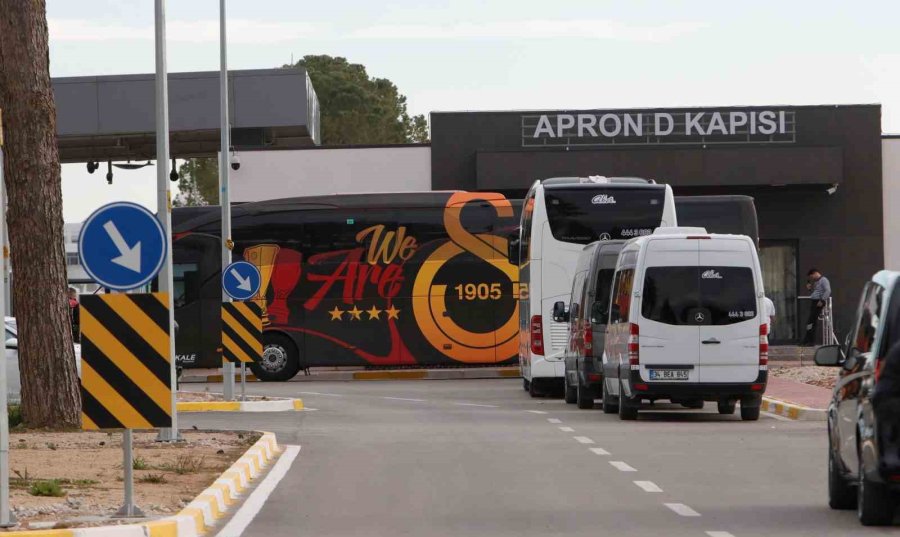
[252,333,301,381]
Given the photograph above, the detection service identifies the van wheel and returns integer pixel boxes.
[602,383,618,414]
[858,452,895,525]
[529,378,542,398]
[618,382,638,421]
[828,443,856,510]
[576,382,595,409]
[564,378,577,404]
[740,404,760,421]
[717,400,736,415]
[523,378,530,392]
[251,333,301,381]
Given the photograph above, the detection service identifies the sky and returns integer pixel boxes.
[47,0,900,221]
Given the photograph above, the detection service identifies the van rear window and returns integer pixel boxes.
[641,266,757,325]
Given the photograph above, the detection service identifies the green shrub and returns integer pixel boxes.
[132,456,150,470]
[29,480,64,497]
[138,473,167,484]
[7,404,21,428]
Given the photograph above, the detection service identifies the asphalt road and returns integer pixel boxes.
[182,379,899,537]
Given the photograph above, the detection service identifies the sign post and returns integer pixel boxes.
[0,109,16,528]
[219,0,235,401]
[79,202,170,518]
[222,261,261,400]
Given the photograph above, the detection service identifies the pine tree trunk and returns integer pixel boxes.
[0,0,81,428]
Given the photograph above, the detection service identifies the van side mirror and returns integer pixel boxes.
[507,237,521,265]
[814,344,843,367]
[552,301,569,323]
[591,302,607,324]
[5,337,17,349]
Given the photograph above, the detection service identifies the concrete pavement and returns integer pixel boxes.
[181,379,898,536]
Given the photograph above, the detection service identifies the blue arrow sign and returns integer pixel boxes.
[79,202,167,291]
[222,261,261,301]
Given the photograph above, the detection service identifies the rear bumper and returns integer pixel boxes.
[627,370,767,402]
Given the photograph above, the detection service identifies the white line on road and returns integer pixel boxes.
[215,445,301,537]
[526,410,548,414]
[297,391,343,397]
[559,426,575,432]
[573,436,594,444]
[453,402,498,408]
[609,461,637,472]
[382,397,426,402]
[633,480,662,492]
[706,532,736,537]
[665,503,701,517]
[547,418,562,424]
[589,447,610,456]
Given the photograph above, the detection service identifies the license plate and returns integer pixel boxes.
[649,369,689,381]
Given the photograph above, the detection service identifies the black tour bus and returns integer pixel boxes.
[171,192,521,380]
[674,195,759,245]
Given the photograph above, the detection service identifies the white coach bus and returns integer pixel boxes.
[511,177,677,396]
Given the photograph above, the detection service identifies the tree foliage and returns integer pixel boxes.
[173,157,218,207]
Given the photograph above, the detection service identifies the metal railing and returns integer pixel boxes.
[799,296,838,346]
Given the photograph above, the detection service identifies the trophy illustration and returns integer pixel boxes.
[268,249,303,325]
[243,244,281,326]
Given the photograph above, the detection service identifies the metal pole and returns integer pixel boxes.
[115,429,143,517]
[0,110,15,528]
[219,0,235,401]
[154,0,179,442]
[240,362,246,401]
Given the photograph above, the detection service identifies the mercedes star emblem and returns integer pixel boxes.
[694,312,705,323]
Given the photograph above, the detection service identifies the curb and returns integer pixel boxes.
[761,396,827,421]
[177,399,304,412]
[182,367,520,383]
[2,432,281,536]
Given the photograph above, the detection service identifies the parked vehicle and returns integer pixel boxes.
[674,195,759,246]
[815,270,900,526]
[5,317,82,403]
[554,241,625,409]
[511,176,677,397]
[603,228,768,421]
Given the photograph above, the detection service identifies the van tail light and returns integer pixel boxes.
[628,323,640,369]
[583,320,593,357]
[530,315,544,356]
[759,323,769,370]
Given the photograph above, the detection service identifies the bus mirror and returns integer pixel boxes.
[507,238,521,265]
[591,302,607,324]
[552,301,568,323]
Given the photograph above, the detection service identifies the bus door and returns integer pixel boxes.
[173,233,220,369]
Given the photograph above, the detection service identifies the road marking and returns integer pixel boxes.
[298,391,343,397]
[609,461,637,472]
[215,445,301,537]
[706,532,736,537]
[665,503,701,517]
[573,436,594,444]
[382,397,426,402]
[589,447,610,456]
[453,402,498,408]
[559,426,575,432]
[633,480,662,492]
[300,407,319,412]
[547,418,562,424]
[526,410,548,414]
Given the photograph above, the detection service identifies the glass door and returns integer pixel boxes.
[759,241,798,343]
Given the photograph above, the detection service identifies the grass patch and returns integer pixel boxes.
[138,473,168,484]
[7,405,21,428]
[29,480,65,497]
[161,454,205,475]
[132,456,150,470]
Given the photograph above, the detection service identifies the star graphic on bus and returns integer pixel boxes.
[328,306,344,321]
[385,305,400,320]
[348,305,363,320]
[366,305,383,320]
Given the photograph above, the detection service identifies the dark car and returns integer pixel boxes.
[815,270,900,526]
[555,241,624,409]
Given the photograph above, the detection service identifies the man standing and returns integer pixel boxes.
[67,287,79,342]
[802,268,831,346]
[763,295,776,339]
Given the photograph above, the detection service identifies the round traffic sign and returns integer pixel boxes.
[78,202,167,291]
[222,260,262,301]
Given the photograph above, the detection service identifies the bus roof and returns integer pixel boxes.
[541,176,657,188]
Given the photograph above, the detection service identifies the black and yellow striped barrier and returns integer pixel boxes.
[222,301,262,364]
[79,293,172,430]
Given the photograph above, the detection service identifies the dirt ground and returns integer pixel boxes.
[177,390,269,402]
[769,365,839,389]
[4,430,259,531]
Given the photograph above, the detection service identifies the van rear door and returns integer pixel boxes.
[697,239,759,383]
[638,239,700,383]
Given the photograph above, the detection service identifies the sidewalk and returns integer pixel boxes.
[762,376,831,420]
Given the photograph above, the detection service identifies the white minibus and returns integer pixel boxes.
[511,177,676,396]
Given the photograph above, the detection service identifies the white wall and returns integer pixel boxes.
[229,146,431,202]
[884,138,900,270]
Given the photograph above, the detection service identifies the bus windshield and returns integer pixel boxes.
[544,187,665,244]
